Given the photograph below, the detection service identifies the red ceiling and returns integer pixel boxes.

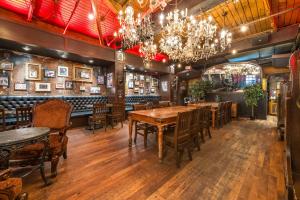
[0,0,168,62]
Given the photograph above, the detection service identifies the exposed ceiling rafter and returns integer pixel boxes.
[63,0,81,35]
[90,0,105,46]
[27,0,36,21]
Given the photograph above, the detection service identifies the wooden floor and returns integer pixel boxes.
[22,118,285,200]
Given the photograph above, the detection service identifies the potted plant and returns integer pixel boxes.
[243,84,264,120]
[189,80,212,102]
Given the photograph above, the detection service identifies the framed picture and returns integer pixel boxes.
[135,80,140,86]
[152,78,158,87]
[128,80,134,89]
[107,73,113,88]
[44,69,56,78]
[127,73,133,80]
[140,75,144,81]
[139,82,144,88]
[134,87,139,93]
[80,86,86,92]
[151,87,156,93]
[14,83,27,91]
[162,81,168,92]
[65,81,73,89]
[0,62,13,71]
[73,66,93,82]
[25,63,41,80]
[97,75,105,85]
[90,86,100,94]
[35,82,51,92]
[139,88,144,94]
[0,73,9,86]
[55,82,65,89]
[57,66,69,77]
[145,76,151,82]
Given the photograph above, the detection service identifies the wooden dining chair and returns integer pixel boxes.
[0,109,5,132]
[201,106,212,142]
[88,103,108,133]
[107,103,124,128]
[227,101,233,123]
[16,107,32,129]
[133,104,156,147]
[163,111,193,168]
[190,108,201,151]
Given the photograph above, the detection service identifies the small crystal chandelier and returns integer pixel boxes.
[139,40,157,64]
[118,5,154,50]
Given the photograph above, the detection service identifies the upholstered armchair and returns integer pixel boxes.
[0,169,27,200]
[11,99,73,177]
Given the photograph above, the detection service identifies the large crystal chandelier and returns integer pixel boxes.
[159,8,232,63]
[139,40,157,63]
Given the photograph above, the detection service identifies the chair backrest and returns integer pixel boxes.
[191,108,201,133]
[159,101,170,108]
[32,99,73,130]
[133,104,147,111]
[203,106,211,123]
[112,103,125,117]
[0,109,5,132]
[16,107,32,128]
[92,103,107,119]
[175,111,192,145]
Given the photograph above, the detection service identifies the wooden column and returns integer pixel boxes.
[114,51,125,104]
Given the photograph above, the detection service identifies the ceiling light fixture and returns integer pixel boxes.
[22,46,31,51]
[232,49,237,54]
[240,25,248,32]
[89,59,94,63]
[88,13,95,20]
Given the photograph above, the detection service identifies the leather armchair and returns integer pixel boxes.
[11,99,73,177]
[0,169,27,200]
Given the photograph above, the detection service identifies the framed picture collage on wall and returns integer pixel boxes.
[126,72,158,95]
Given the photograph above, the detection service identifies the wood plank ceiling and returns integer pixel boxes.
[0,0,299,60]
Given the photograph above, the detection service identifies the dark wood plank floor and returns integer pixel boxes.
[22,118,285,200]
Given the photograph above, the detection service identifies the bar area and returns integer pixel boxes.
[0,0,299,199]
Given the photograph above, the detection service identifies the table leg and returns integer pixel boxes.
[158,125,163,163]
[128,117,134,147]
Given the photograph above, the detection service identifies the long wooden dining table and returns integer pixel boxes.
[128,106,196,162]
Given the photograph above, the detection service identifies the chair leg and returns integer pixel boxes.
[51,157,59,178]
[207,127,212,139]
[63,147,67,159]
[134,126,137,144]
[195,135,200,151]
[176,150,180,168]
[200,129,205,143]
[144,131,148,148]
[187,147,193,161]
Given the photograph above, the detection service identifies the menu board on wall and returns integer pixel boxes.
[125,72,159,95]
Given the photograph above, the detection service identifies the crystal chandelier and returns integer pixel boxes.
[159,8,233,63]
[118,5,154,50]
[139,40,157,63]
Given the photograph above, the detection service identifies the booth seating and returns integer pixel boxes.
[0,96,107,127]
[125,95,161,112]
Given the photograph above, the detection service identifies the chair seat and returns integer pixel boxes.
[89,115,106,120]
[0,177,22,199]
[107,113,122,118]
[164,130,190,145]
[11,134,68,160]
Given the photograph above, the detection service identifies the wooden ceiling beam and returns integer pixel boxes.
[103,0,122,14]
[90,0,105,46]
[63,0,80,35]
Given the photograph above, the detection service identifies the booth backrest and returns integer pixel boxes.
[125,95,161,111]
[0,96,107,120]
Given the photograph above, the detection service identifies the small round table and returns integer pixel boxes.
[0,127,51,185]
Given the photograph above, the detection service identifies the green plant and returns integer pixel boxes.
[243,84,264,119]
[189,80,212,100]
